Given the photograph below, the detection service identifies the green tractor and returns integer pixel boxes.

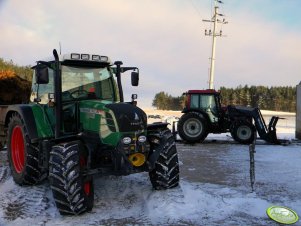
[0,50,179,215]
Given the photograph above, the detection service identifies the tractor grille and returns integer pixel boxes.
[105,103,147,132]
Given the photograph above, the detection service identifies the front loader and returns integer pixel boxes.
[227,105,281,144]
[0,49,179,215]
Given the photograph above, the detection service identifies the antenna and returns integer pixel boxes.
[202,0,228,89]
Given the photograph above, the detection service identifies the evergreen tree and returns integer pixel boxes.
[153,85,297,112]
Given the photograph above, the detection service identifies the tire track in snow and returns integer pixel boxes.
[0,166,10,184]
[0,150,51,222]
[2,183,49,221]
[145,185,186,223]
[86,215,151,226]
[92,175,154,224]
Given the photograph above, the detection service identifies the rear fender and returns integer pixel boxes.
[182,108,208,115]
[6,104,53,142]
[181,110,211,126]
[6,105,38,142]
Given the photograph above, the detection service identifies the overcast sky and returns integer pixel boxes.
[1,0,301,108]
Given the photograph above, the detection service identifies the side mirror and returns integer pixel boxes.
[35,64,49,84]
[131,71,139,86]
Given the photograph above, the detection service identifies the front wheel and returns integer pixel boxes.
[49,141,94,215]
[231,121,255,144]
[149,129,179,189]
[177,112,208,143]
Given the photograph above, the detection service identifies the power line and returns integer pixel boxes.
[189,0,202,18]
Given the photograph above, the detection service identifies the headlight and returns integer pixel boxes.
[138,135,147,143]
[122,137,132,145]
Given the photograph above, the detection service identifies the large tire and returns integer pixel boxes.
[231,121,255,144]
[49,141,94,215]
[149,129,179,189]
[177,112,208,143]
[7,113,43,185]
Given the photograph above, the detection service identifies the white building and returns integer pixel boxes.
[296,82,301,139]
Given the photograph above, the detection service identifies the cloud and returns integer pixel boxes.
[1,0,300,108]
[215,10,301,89]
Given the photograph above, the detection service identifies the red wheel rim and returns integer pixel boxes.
[84,182,91,196]
[11,126,25,173]
[80,156,91,196]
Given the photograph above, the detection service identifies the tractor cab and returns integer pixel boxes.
[31,52,140,139]
[183,89,223,124]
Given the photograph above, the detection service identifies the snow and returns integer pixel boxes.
[0,112,300,225]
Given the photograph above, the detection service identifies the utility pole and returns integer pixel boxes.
[203,0,228,89]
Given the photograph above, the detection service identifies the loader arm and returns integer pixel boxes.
[250,108,280,144]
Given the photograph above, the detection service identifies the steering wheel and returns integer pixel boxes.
[70,90,88,98]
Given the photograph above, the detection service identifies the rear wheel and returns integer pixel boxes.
[7,113,43,185]
[231,121,255,144]
[49,141,94,215]
[178,112,208,143]
[149,129,179,189]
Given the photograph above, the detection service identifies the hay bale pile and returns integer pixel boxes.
[0,70,31,105]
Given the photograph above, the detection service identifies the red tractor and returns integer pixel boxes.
[177,89,280,144]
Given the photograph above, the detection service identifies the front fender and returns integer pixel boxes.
[146,127,171,170]
[147,122,168,131]
[147,136,166,170]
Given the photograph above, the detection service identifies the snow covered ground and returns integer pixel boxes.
[0,113,300,225]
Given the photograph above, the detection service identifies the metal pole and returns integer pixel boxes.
[203,0,227,90]
[209,4,218,90]
[249,131,257,192]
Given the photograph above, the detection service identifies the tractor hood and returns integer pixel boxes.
[105,103,147,132]
[79,100,147,146]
